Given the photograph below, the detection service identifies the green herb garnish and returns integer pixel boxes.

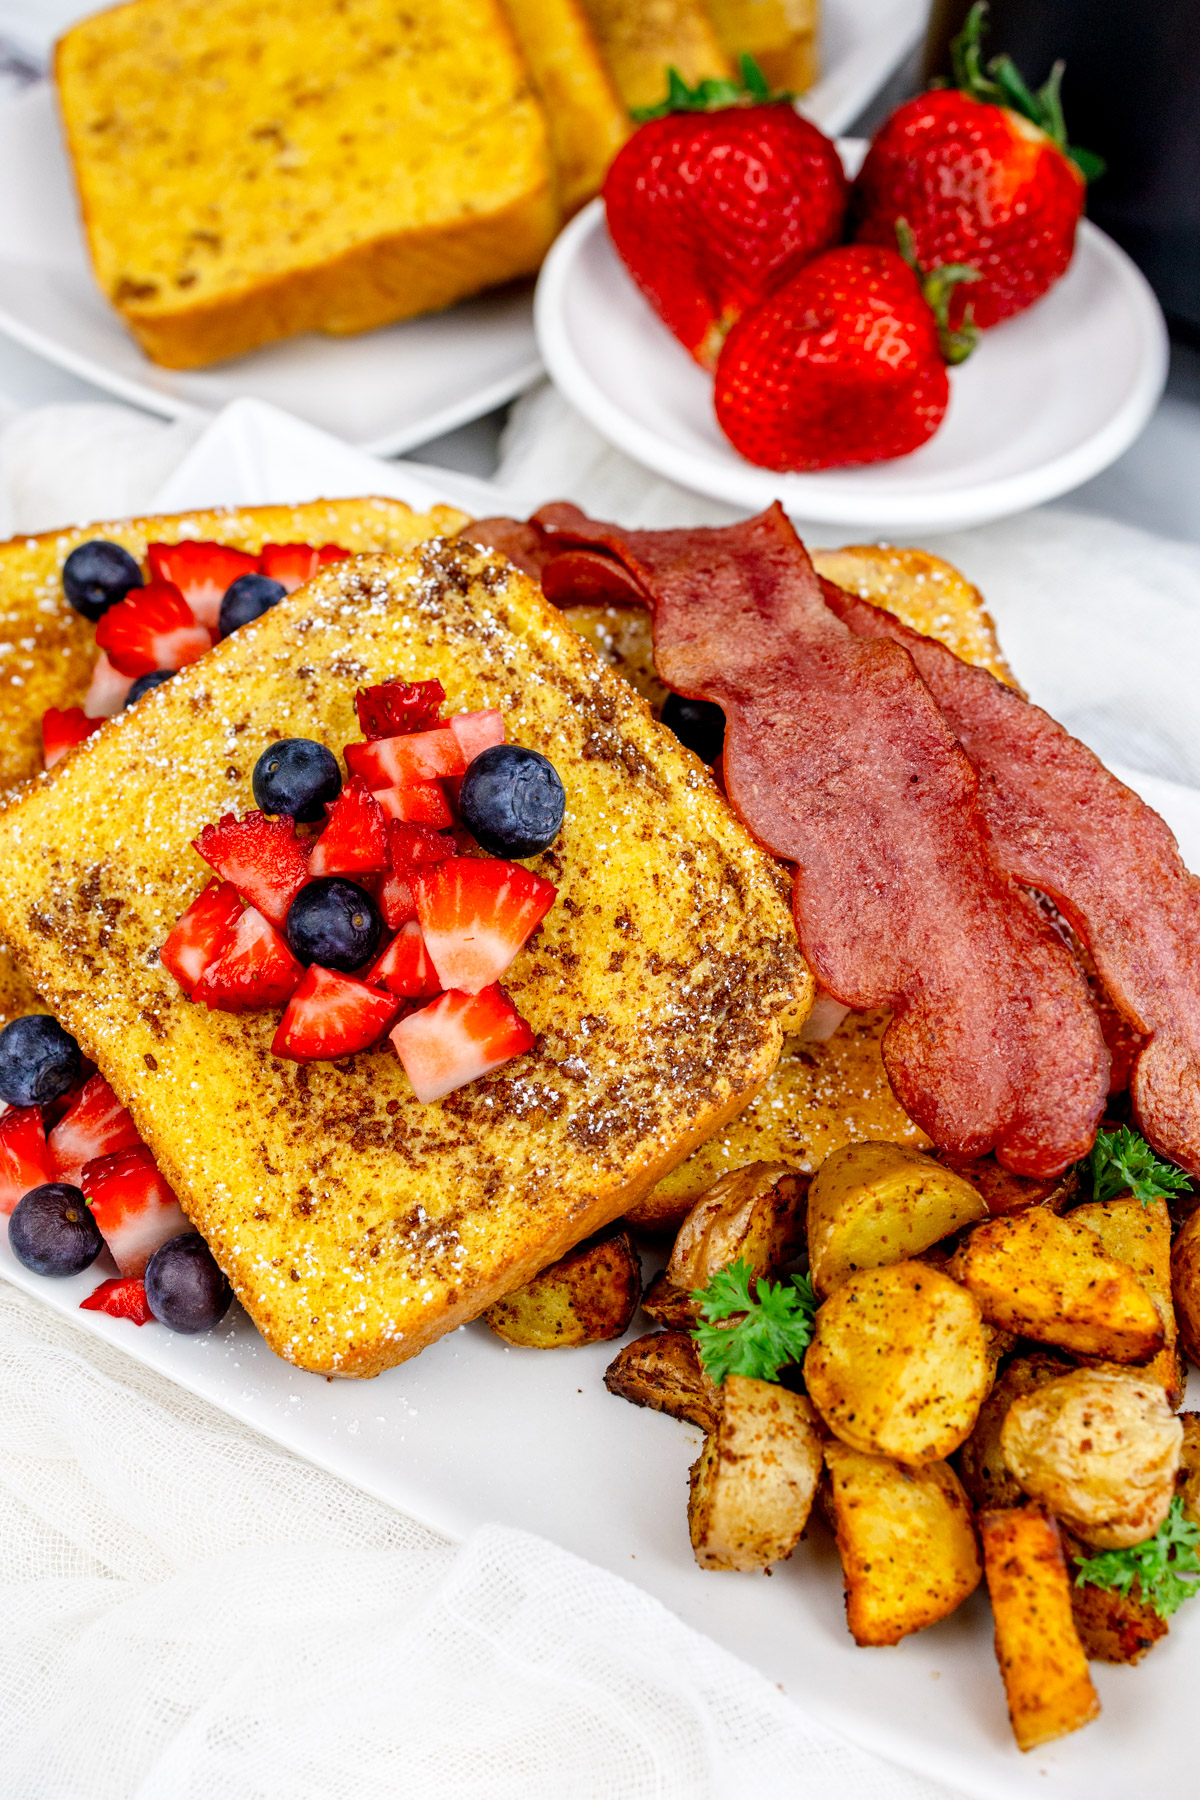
[1074,1496,1200,1619]
[1083,1125,1192,1207]
[946,1,1106,181]
[691,1258,818,1385]
[632,55,778,123]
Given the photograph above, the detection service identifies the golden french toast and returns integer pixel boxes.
[0,538,808,1375]
[579,0,734,112]
[705,0,818,90]
[500,0,630,213]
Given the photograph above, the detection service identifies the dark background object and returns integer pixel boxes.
[924,0,1200,338]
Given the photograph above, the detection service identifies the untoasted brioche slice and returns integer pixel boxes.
[0,539,807,1375]
[579,0,734,112]
[501,0,630,213]
[56,0,558,368]
[705,0,818,90]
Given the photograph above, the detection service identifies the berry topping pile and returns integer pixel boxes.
[162,678,564,1099]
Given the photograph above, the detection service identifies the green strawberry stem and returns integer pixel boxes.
[948,2,1105,181]
[895,217,980,365]
[632,54,783,123]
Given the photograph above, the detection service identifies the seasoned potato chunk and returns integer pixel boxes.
[1170,1208,1200,1370]
[980,1507,1100,1752]
[1178,1410,1200,1529]
[806,1141,986,1297]
[485,1226,641,1347]
[824,1441,981,1645]
[1000,1369,1182,1548]
[604,1330,721,1433]
[951,1209,1164,1362]
[1071,1197,1182,1405]
[643,1162,806,1327]
[804,1261,991,1465]
[956,1352,1071,1510]
[933,1151,1079,1216]
[689,1375,824,1572]
[1063,1528,1169,1664]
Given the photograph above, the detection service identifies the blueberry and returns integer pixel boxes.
[218,573,286,639]
[286,877,383,973]
[144,1231,232,1333]
[0,1013,82,1107]
[458,744,565,858]
[662,693,725,764]
[252,738,342,824]
[9,1183,103,1277]
[61,539,143,622]
[124,669,175,707]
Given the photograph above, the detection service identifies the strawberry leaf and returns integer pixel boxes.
[1074,1496,1200,1619]
[947,1,1105,181]
[1084,1125,1192,1206]
[632,54,783,123]
[691,1257,818,1385]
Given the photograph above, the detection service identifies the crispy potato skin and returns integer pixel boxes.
[824,1441,981,1645]
[1178,1410,1200,1528]
[807,1141,986,1297]
[956,1351,1071,1510]
[980,1507,1100,1752]
[643,1162,806,1327]
[485,1226,641,1347]
[604,1330,721,1434]
[1062,1528,1169,1664]
[951,1209,1164,1362]
[1071,1197,1183,1406]
[689,1376,824,1572]
[1000,1370,1182,1548]
[1170,1208,1200,1370]
[804,1262,991,1465]
[932,1150,1079,1216]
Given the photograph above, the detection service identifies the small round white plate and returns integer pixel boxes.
[535,174,1170,531]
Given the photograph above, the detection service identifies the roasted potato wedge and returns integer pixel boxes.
[1000,1370,1182,1548]
[933,1151,1078,1216]
[980,1506,1100,1752]
[1170,1207,1200,1370]
[824,1440,981,1645]
[689,1375,824,1572]
[485,1226,641,1347]
[804,1261,991,1465]
[951,1209,1164,1363]
[956,1352,1072,1510]
[604,1330,721,1433]
[807,1141,986,1297]
[1178,1410,1200,1528]
[1071,1197,1182,1405]
[642,1162,806,1326]
[1063,1528,1169,1664]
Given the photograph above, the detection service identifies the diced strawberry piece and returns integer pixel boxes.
[85,651,134,717]
[81,1143,190,1276]
[192,906,303,1012]
[0,1106,53,1215]
[345,726,466,789]
[414,858,556,994]
[317,543,351,566]
[355,677,445,740]
[380,822,455,928]
[258,542,320,592]
[366,921,442,999]
[48,1074,142,1186]
[192,811,310,927]
[391,985,534,1103]
[79,1274,154,1325]
[307,777,389,878]
[448,709,505,764]
[372,782,454,828]
[272,966,399,1062]
[160,880,243,997]
[42,706,103,769]
[379,871,416,930]
[148,541,258,630]
[95,581,212,678]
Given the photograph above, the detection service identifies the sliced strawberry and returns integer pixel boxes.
[192,906,303,1011]
[95,581,212,678]
[345,726,466,789]
[272,966,399,1062]
[380,821,456,929]
[355,677,445,740]
[81,1143,190,1276]
[307,777,389,878]
[379,870,417,931]
[48,1074,142,1186]
[414,858,556,994]
[42,706,102,769]
[372,782,454,828]
[160,880,243,997]
[85,651,135,717]
[448,708,505,764]
[79,1274,154,1325]
[192,811,310,927]
[366,921,442,999]
[257,541,348,592]
[148,541,258,630]
[0,1106,53,1215]
[390,985,534,1103]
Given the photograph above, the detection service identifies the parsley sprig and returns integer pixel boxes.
[691,1258,818,1386]
[1074,1496,1200,1619]
[1084,1126,1192,1207]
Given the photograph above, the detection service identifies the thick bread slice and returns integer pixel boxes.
[500,0,631,214]
[812,546,1017,688]
[578,0,734,113]
[56,0,558,369]
[0,539,808,1375]
[704,0,818,91]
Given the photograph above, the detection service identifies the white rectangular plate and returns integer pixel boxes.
[4,396,1199,1800]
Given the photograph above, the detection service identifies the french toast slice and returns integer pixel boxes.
[704,0,819,91]
[0,538,808,1375]
[500,0,631,214]
[578,0,734,113]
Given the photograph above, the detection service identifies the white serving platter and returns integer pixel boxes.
[4,395,1200,1800]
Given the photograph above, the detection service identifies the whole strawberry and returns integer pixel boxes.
[852,3,1098,330]
[713,245,967,471]
[604,59,848,371]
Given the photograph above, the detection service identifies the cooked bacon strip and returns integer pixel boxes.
[535,502,1108,1176]
[460,517,550,579]
[821,579,1200,1176]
